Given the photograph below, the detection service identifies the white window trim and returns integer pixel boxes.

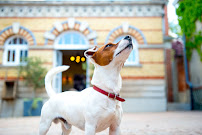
[3,35,28,66]
[54,31,89,50]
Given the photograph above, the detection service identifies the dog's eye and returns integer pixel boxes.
[105,44,112,48]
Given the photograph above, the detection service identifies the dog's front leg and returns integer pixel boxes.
[109,124,121,135]
[84,121,96,135]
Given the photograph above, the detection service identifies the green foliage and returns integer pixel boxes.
[24,97,43,109]
[31,97,43,109]
[176,0,202,60]
[19,57,47,93]
[24,98,43,116]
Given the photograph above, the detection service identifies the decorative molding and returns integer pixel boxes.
[105,24,147,45]
[44,18,97,45]
[67,18,75,29]
[12,22,20,34]
[122,22,129,33]
[138,44,165,48]
[0,22,36,45]
[122,76,165,80]
[0,5,164,17]
[44,32,56,40]
[54,21,63,32]
[79,21,89,32]
[87,31,97,40]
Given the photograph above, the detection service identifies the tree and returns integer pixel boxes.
[176,0,202,60]
[19,57,47,98]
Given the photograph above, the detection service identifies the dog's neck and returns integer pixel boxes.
[91,62,122,94]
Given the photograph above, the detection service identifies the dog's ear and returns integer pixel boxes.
[84,46,98,58]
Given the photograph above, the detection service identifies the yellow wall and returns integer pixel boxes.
[121,64,165,77]
[139,49,164,63]
[0,16,165,79]
[0,17,163,45]
[0,67,18,78]
[28,50,53,64]
[0,18,162,31]
[0,50,3,65]
[28,49,53,70]
[121,49,165,78]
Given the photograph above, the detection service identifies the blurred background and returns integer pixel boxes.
[0,0,201,118]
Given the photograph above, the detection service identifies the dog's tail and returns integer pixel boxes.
[45,65,70,97]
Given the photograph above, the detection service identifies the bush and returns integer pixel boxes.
[19,57,47,97]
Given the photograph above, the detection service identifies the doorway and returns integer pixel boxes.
[61,50,87,92]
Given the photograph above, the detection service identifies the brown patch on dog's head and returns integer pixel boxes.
[85,35,133,67]
[92,43,118,66]
[84,42,118,66]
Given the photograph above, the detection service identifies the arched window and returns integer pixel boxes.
[114,35,139,65]
[54,31,89,49]
[3,35,28,66]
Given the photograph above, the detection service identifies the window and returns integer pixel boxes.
[3,36,28,66]
[54,31,89,49]
[57,31,87,45]
[114,35,139,66]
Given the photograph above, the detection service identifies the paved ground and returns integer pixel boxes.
[0,111,202,135]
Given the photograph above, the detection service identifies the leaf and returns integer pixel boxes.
[176,0,202,61]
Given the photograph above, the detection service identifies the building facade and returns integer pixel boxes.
[0,0,169,117]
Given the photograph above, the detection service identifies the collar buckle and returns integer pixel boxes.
[108,93,118,100]
[108,92,113,97]
[114,94,117,100]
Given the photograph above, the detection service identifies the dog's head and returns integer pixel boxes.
[84,35,133,67]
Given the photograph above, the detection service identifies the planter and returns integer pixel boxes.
[23,98,43,116]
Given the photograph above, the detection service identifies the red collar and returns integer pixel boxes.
[93,85,125,102]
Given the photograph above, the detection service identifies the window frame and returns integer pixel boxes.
[54,31,89,50]
[3,35,28,66]
[114,35,139,66]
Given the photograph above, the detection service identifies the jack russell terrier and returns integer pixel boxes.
[39,35,133,135]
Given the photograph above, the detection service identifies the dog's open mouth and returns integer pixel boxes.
[116,43,133,56]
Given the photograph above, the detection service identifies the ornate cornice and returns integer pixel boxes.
[0,2,165,17]
[0,0,168,5]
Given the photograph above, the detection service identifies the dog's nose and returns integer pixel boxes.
[124,35,132,42]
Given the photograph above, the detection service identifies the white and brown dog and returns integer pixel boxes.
[39,36,133,135]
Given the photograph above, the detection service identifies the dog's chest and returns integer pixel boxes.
[95,102,121,132]
[75,88,122,132]
[96,109,116,131]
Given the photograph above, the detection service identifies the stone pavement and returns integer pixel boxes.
[0,111,202,135]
